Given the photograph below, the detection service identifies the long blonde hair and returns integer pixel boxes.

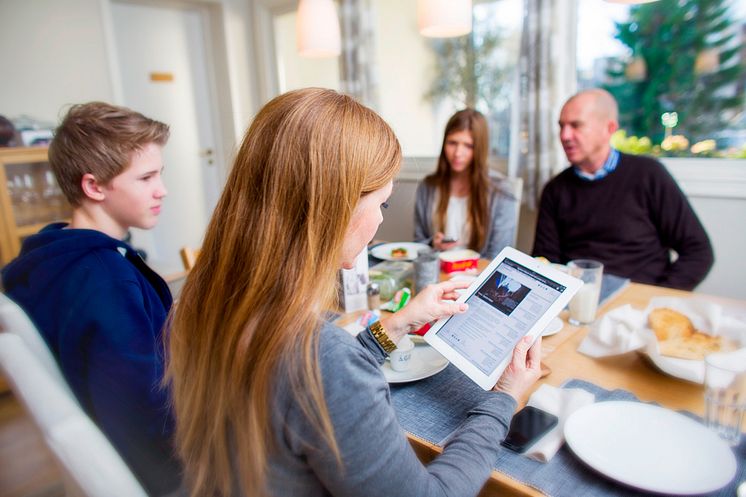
[426,108,490,251]
[166,88,401,497]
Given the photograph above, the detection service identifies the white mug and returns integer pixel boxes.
[390,335,415,372]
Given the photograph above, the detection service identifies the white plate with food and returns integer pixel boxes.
[382,342,449,383]
[642,300,745,384]
[564,401,737,495]
[370,242,431,262]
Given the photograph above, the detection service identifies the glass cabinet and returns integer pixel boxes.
[0,147,71,265]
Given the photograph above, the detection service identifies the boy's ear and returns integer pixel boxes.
[80,173,106,202]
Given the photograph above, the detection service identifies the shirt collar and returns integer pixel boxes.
[573,148,619,181]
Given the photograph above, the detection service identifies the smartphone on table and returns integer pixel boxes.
[500,406,558,453]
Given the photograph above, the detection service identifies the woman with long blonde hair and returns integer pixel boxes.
[415,109,517,259]
[167,89,540,497]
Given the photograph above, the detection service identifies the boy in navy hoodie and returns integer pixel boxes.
[2,102,181,496]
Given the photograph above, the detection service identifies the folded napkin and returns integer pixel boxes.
[578,297,746,383]
[522,384,595,462]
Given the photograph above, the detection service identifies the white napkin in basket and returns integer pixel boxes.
[577,304,647,357]
[522,384,595,462]
[577,297,746,383]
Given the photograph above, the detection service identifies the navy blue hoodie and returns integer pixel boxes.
[2,223,180,496]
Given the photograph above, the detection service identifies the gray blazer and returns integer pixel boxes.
[414,176,518,259]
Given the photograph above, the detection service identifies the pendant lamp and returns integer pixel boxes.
[418,0,472,38]
[296,0,341,58]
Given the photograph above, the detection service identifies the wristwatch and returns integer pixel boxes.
[369,320,397,354]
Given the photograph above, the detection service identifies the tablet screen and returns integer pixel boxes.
[435,258,566,375]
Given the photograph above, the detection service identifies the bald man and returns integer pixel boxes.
[532,89,713,290]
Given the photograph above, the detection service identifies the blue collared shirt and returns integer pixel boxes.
[572,148,620,181]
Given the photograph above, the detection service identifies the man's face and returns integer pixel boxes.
[101,142,168,233]
[558,95,616,171]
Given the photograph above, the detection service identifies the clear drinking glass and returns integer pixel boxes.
[413,248,440,295]
[704,353,746,446]
[567,259,604,326]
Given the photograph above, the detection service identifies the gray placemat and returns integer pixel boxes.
[390,372,745,496]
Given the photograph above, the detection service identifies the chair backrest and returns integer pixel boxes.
[492,173,523,247]
[179,246,201,271]
[0,292,72,394]
[0,333,148,497]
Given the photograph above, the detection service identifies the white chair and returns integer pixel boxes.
[0,292,71,394]
[0,333,148,497]
[491,172,523,247]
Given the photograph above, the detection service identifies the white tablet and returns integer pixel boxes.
[424,247,582,390]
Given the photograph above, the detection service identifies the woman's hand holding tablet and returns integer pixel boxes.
[493,335,542,400]
[424,247,582,390]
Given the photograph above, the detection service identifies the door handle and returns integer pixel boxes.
[199,148,215,165]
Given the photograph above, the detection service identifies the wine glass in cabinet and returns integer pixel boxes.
[0,147,72,265]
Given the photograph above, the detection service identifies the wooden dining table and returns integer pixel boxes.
[466,280,745,496]
[349,259,746,497]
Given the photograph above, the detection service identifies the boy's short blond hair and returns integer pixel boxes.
[49,102,169,206]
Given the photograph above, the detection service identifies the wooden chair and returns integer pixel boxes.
[179,246,201,271]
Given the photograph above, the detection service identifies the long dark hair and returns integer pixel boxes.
[426,108,490,251]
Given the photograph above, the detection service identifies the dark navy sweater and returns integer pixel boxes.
[2,223,180,495]
[532,153,714,290]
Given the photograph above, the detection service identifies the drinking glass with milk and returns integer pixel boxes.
[567,260,603,326]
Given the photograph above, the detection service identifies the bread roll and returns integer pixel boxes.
[648,307,729,360]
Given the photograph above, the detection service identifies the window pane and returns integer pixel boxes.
[372,0,522,160]
[372,0,442,157]
[577,0,746,159]
[273,11,340,93]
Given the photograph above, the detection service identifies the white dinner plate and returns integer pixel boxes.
[564,401,737,495]
[382,343,449,383]
[542,317,564,336]
[370,242,431,262]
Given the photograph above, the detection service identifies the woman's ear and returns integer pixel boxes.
[80,173,106,202]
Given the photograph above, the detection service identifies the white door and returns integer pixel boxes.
[110,1,223,271]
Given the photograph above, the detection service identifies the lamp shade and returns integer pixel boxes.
[296,0,341,58]
[418,0,472,38]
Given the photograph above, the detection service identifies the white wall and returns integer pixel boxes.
[220,0,262,137]
[373,0,442,156]
[0,0,259,273]
[0,0,114,123]
[273,10,340,92]
[663,159,746,300]
[0,0,257,139]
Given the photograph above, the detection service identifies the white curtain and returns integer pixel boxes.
[508,0,578,209]
[339,0,379,109]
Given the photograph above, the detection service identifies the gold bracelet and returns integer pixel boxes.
[369,320,397,354]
